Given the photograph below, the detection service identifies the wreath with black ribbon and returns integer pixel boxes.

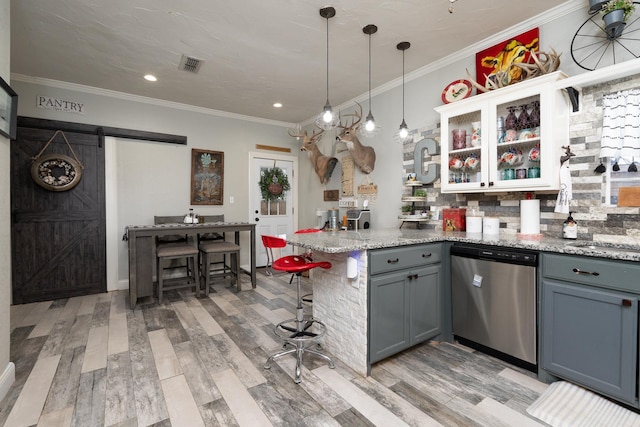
[259,165,291,201]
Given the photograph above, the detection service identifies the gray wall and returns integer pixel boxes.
[12,79,299,289]
[1,0,12,401]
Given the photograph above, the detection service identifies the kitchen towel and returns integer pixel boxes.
[554,163,572,214]
[520,199,540,235]
[600,88,640,159]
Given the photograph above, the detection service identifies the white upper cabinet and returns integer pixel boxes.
[435,72,570,193]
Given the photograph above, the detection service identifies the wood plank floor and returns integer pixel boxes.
[1,270,549,427]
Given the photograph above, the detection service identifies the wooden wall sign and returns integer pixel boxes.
[341,156,354,196]
[324,190,339,201]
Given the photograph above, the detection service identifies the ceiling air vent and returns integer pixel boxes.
[178,54,204,73]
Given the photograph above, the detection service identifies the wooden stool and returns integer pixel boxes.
[199,241,241,294]
[156,243,199,304]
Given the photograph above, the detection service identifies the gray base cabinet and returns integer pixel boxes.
[541,253,640,406]
[369,244,442,364]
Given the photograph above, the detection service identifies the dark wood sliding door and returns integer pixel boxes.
[11,122,106,304]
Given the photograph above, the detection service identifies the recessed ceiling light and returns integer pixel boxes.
[144,74,157,82]
[273,102,283,108]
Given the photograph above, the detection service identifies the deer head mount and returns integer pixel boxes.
[336,102,376,174]
[289,127,338,184]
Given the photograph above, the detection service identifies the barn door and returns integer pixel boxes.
[11,123,106,304]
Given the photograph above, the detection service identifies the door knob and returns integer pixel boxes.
[255,218,259,222]
[255,210,259,214]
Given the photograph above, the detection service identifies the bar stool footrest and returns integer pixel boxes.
[274,318,327,343]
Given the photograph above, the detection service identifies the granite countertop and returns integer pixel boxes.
[285,228,640,262]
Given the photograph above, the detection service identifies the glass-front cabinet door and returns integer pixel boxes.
[437,71,569,194]
[440,101,487,193]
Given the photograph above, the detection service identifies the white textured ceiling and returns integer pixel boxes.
[10,0,571,124]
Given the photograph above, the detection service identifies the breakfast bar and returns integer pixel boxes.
[285,228,640,377]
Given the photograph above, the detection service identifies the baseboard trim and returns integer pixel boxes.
[0,362,15,402]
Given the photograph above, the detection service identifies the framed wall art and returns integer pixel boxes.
[475,28,539,88]
[190,149,224,205]
[0,76,18,139]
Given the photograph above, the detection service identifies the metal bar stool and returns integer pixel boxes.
[292,228,323,303]
[264,254,335,383]
[261,235,287,276]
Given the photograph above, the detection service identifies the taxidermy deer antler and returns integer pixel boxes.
[289,127,338,184]
[335,102,377,174]
[466,48,562,93]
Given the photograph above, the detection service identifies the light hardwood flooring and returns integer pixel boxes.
[1,270,550,427]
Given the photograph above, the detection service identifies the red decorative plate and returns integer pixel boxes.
[441,79,472,104]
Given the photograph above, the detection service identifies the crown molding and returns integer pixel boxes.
[10,74,296,129]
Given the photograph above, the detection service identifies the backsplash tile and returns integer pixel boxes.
[403,73,640,243]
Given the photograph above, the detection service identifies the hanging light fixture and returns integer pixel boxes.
[315,6,339,130]
[395,41,411,143]
[359,24,380,139]
[448,0,459,13]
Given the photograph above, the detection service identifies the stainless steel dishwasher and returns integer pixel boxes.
[451,243,538,369]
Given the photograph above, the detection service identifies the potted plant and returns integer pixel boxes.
[414,189,427,198]
[602,0,635,37]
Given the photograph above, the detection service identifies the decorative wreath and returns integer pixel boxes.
[31,153,83,192]
[259,166,291,201]
[30,130,84,192]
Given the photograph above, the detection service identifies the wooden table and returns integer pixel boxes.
[125,222,256,308]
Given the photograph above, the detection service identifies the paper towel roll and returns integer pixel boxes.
[520,199,540,235]
[467,216,482,233]
[483,217,500,235]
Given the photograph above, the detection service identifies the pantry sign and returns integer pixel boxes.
[37,95,85,114]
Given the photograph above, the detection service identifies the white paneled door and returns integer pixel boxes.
[250,153,297,267]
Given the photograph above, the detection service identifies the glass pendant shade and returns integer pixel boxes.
[316,7,338,130]
[398,119,409,139]
[359,24,380,139]
[316,100,339,130]
[359,110,380,139]
[395,41,411,143]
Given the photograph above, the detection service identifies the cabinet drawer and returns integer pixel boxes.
[370,244,441,275]
[542,253,640,294]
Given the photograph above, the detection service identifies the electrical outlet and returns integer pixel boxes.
[229,196,234,204]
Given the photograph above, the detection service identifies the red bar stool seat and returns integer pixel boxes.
[264,254,335,383]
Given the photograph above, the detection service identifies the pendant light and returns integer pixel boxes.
[395,41,411,143]
[359,24,380,139]
[315,6,339,130]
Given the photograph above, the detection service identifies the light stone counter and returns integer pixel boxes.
[286,228,640,262]
[287,228,640,376]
